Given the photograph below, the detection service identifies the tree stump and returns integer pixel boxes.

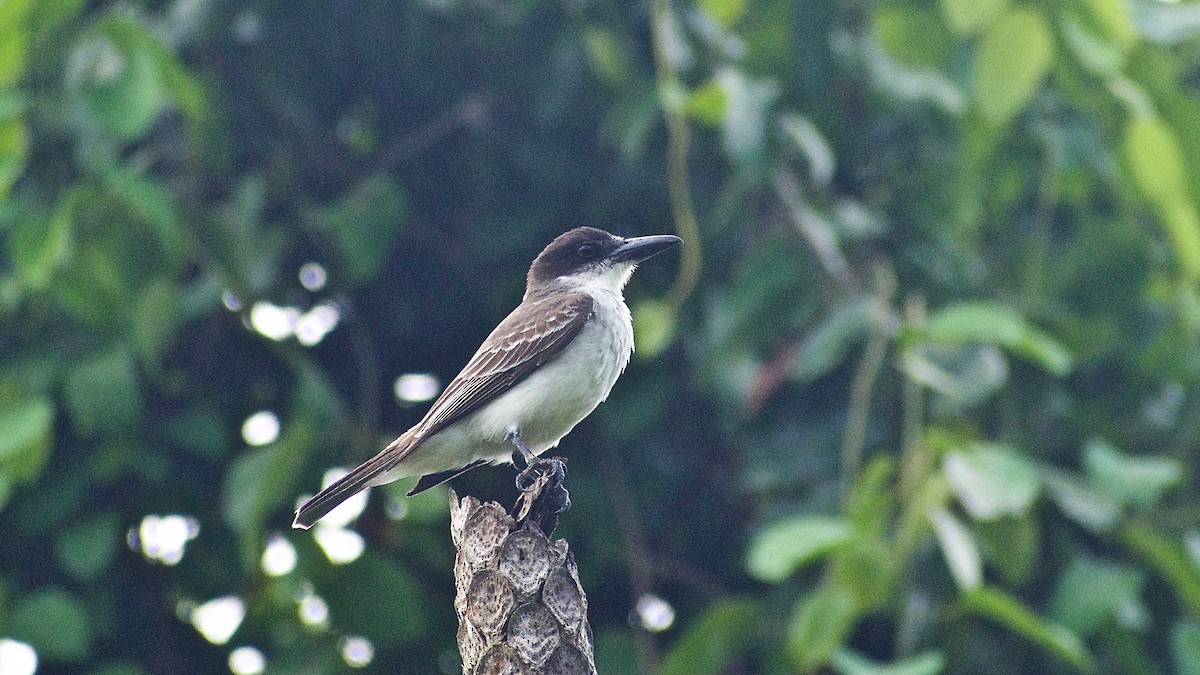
[449,459,596,675]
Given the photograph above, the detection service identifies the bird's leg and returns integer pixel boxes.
[506,430,536,469]
[506,431,568,509]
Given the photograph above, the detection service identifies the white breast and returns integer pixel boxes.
[482,285,632,450]
[394,283,635,477]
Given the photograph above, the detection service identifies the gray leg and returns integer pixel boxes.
[506,430,536,467]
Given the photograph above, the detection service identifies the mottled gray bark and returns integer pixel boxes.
[450,462,596,675]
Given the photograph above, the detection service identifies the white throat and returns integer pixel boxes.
[559,261,636,297]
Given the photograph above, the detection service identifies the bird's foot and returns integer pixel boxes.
[515,456,566,494]
[513,456,571,533]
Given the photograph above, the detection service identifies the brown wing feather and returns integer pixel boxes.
[412,292,594,439]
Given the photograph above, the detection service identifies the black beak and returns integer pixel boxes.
[610,234,682,264]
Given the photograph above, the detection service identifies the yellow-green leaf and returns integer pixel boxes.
[700,0,747,28]
[1123,117,1200,279]
[973,8,1055,124]
[746,516,853,582]
[1124,116,1190,208]
[1076,0,1136,50]
[961,587,1094,669]
[0,397,53,481]
[685,80,727,127]
[0,0,32,88]
[941,0,1008,36]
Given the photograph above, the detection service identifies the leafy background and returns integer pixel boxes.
[3,0,1200,673]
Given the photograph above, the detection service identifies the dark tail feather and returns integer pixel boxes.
[292,438,411,529]
[407,460,486,496]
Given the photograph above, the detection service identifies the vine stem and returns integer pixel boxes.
[650,0,702,309]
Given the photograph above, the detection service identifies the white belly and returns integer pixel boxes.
[391,289,633,477]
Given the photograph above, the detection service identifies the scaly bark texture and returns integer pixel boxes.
[450,472,596,675]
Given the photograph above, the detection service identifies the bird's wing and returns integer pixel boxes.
[292,292,593,529]
[411,291,594,440]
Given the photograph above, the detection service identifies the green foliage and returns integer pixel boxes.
[972,8,1055,125]
[659,600,757,675]
[3,0,1200,672]
[746,515,852,582]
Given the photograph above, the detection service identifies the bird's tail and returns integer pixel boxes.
[292,435,414,529]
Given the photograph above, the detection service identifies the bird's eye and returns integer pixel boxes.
[577,243,597,259]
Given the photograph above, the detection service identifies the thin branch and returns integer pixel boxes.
[840,266,895,503]
[773,164,861,295]
[898,294,927,502]
[605,460,661,674]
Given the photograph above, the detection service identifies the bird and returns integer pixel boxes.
[292,227,681,529]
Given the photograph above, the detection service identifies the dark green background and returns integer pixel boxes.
[3,0,1200,673]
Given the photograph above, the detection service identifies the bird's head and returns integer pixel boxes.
[526,227,681,298]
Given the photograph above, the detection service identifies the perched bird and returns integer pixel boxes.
[293,227,680,529]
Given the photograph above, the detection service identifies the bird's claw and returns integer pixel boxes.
[513,456,571,532]
[515,456,566,494]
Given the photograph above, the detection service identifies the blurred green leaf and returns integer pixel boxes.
[222,416,314,561]
[1061,12,1125,77]
[699,0,746,28]
[976,516,1038,585]
[1043,469,1122,530]
[1162,201,1200,283]
[1121,524,1200,616]
[0,103,27,198]
[940,0,1007,36]
[132,280,181,367]
[874,8,949,67]
[56,512,120,580]
[900,343,1007,410]
[305,175,407,285]
[0,473,13,511]
[716,68,777,163]
[746,515,853,583]
[929,506,982,591]
[787,584,859,673]
[8,588,94,663]
[1124,117,1191,209]
[30,0,86,35]
[915,301,1072,374]
[1084,439,1181,508]
[660,599,758,675]
[830,537,896,611]
[632,298,677,359]
[1049,554,1144,635]
[69,20,168,138]
[792,297,874,383]
[10,203,71,291]
[943,442,1040,520]
[382,477,449,524]
[594,629,640,674]
[1173,619,1200,675]
[831,648,946,675]
[319,551,429,648]
[1122,117,1200,283]
[845,456,895,536]
[1078,0,1136,50]
[583,28,631,85]
[961,587,1094,669]
[65,348,142,436]
[101,168,185,266]
[0,0,31,87]
[0,396,52,482]
[685,79,727,127]
[973,8,1054,124]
